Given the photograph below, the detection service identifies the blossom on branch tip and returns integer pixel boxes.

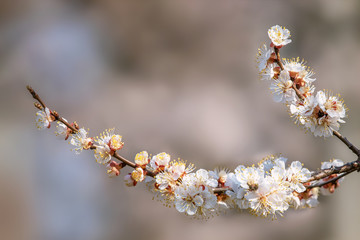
[268,25,291,47]
[36,107,53,129]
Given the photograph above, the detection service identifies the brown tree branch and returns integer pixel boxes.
[306,157,360,182]
[274,47,284,71]
[333,130,360,157]
[308,171,352,189]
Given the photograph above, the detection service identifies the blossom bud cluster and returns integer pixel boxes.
[257,25,347,137]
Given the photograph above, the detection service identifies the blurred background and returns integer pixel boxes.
[1,0,360,239]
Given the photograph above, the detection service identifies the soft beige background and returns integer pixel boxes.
[1,0,360,240]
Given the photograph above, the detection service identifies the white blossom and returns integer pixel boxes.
[94,144,112,164]
[324,94,346,119]
[260,64,277,81]
[135,151,149,166]
[270,70,296,103]
[70,128,93,154]
[131,167,145,183]
[94,129,123,164]
[235,166,265,191]
[55,120,68,138]
[285,161,311,193]
[268,25,291,47]
[155,160,195,191]
[245,177,289,218]
[256,44,272,71]
[184,169,218,188]
[175,185,217,216]
[150,152,171,171]
[36,107,53,129]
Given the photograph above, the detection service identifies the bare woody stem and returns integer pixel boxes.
[27,85,78,133]
[306,157,360,182]
[113,152,156,177]
[27,85,46,109]
[308,171,353,189]
[26,85,156,178]
[333,130,360,157]
[274,47,284,71]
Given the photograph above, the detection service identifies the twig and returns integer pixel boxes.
[333,130,360,157]
[292,84,304,101]
[308,171,353,189]
[306,157,360,182]
[274,47,284,71]
[27,85,46,109]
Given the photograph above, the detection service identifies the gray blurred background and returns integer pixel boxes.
[1,0,360,240]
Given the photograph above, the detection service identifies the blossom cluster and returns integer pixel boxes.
[30,25,351,220]
[225,156,314,218]
[33,100,345,219]
[33,91,346,219]
[125,150,317,218]
[257,25,347,137]
[122,151,344,219]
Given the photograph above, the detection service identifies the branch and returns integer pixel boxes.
[274,47,284,70]
[27,86,156,177]
[308,171,352,188]
[306,157,360,182]
[26,25,360,219]
[333,130,360,157]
